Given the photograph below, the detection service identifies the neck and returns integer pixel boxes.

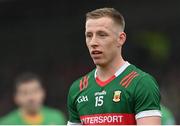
[96,56,125,81]
[20,108,40,117]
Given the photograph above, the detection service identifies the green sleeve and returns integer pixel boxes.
[67,84,81,123]
[134,74,161,114]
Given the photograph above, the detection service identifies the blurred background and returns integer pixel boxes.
[0,0,179,124]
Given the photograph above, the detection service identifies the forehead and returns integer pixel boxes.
[17,80,41,91]
[85,17,115,32]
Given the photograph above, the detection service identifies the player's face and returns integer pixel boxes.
[15,80,45,113]
[85,17,126,66]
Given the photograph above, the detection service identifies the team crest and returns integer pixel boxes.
[113,90,121,102]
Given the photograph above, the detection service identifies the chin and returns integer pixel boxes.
[93,59,106,66]
[27,106,40,112]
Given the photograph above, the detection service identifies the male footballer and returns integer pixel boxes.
[67,8,161,125]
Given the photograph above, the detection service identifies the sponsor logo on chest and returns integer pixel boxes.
[94,90,107,96]
[80,113,136,125]
[77,95,88,103]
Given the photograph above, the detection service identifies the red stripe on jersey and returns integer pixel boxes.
[124,73,139,88]
[121,72,138,87]
[96,75,116,87]
[79,79,83,91]
[80,76,89,91]
[120,71,136,85]
[120,71,139,88]
[86,76,89,88]
[83,76,88,88]
[80,113,136,125]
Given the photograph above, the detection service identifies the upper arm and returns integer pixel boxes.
[137,116,161,125]
[134,75,161,124]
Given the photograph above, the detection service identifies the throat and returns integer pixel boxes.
[21,110,43,124]
[96,60,126,80]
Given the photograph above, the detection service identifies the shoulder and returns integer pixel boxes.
[0,109,20,124]
[134,65,159,90]
[128,64,159,87]
[42,107,66,124]
[121,64,158,90]
[123,64,160,101]
[68,69,95,96]
[128,64,150,78]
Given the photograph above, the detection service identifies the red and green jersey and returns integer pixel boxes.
[67,62,161,125]
[0,106,66,125]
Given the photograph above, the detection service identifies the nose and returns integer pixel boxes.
[89,35,98,47]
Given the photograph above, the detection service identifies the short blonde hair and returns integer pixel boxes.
[86,7,125,31]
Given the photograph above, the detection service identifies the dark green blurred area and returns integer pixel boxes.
[0,0,179,124]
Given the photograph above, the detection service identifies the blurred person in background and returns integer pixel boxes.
[0,73,66,125]
[161,104,176,125]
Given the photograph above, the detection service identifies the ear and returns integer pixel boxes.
[117,32,126,47]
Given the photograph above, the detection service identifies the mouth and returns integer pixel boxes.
[91,50,103,58]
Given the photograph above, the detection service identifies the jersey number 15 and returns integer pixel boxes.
[95,96,104,107]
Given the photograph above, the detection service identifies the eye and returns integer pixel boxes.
[99,33,107,37]
[98,31,108,37]
[86,33,92,38]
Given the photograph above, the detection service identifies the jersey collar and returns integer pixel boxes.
[95,61,130,87]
